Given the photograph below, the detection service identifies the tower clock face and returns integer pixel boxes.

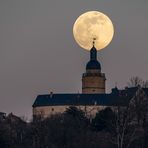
[73,11,114,51]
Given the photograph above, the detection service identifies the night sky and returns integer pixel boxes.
[0,0,148,119]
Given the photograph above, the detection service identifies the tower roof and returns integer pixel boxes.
[86,60,101,70]
[86,45,101,70]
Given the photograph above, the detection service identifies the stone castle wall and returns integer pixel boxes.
[82,74,106,94]
[33,105,107,119]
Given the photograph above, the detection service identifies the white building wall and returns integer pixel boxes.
[33,105,108,119]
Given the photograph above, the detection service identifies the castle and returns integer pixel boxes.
[32,44,148,118]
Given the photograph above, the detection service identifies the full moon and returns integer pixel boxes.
[73,11,114,50]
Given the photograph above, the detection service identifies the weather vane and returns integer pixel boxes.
[92,37,96,47]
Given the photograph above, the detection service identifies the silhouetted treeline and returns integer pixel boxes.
[0,105,148,148]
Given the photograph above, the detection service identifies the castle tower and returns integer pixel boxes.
[82,41,106,94]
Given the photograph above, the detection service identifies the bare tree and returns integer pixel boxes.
[127,76,148,88]
[109,105,144,148]
[142,80,148,88]
[109,85,148,148]
[129,87,148,125]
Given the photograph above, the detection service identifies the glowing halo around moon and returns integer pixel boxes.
[73,11,114,51]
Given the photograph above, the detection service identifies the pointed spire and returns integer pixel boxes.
[86,38,101,70]
[90,38,97,61]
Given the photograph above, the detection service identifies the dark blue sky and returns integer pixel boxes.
[0,0,148,119]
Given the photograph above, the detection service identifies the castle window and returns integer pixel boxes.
[52,108,54,111]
